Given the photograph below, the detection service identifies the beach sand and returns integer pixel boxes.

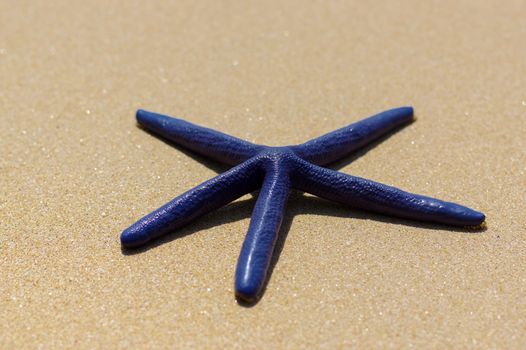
[1,0,525,348]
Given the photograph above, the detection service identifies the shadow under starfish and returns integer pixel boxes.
[121,107,486,303]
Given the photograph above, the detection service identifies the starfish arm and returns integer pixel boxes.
[291,107,414,166]
[235,168,290,302]
[292,160,485,226]
[121,159,263,248]
[136,109,266,165]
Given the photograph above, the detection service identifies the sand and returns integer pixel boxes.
[1,0,525,348]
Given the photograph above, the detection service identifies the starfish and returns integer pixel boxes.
[121,107,485,302]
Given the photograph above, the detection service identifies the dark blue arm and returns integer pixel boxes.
[136,109,266,165]
[121,158,263,248]
[291,107,414,166]
[235,167,290,302]
[292,159,485,227]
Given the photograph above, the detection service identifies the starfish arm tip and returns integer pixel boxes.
[447,204,485,227]
[135,109,155,128]
[135,109,174,137]
[384,106,414,124]
[120,224,150,248]
[235,279,260,302]
[400,106,415,120]
[400,105,414,113]
[420,198,485,227]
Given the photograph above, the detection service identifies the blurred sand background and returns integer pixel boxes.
[1,0,525,348]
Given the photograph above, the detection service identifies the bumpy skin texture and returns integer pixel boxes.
[121,107,485,302]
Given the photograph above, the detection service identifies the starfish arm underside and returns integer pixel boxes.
[290,107,414,166]
[235,168,290,302]
[136,109,266,165]
[121,159,263,248]
[292,160,485,226]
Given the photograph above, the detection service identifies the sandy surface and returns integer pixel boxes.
[1,0,525,348]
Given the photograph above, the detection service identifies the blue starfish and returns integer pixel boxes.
[121,107,485,302]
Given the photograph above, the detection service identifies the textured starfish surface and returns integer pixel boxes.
[121,107,485,302]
